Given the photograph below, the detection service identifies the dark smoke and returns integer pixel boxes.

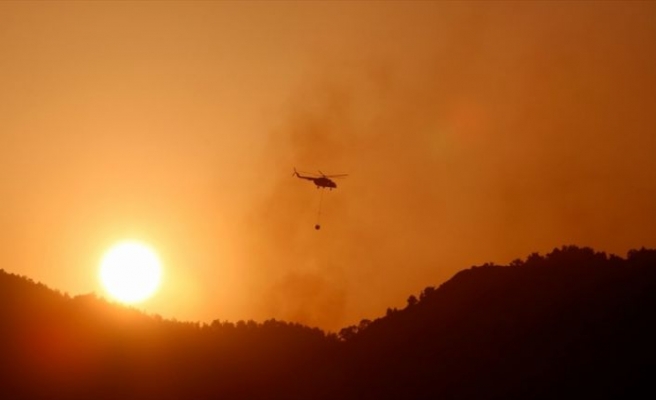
[241,2,656,331]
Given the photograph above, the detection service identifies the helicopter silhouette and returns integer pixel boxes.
[293,168,348,190]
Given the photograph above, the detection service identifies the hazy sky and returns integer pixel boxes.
[1,1,655,331]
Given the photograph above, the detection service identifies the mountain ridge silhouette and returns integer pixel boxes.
[1,245,654,399]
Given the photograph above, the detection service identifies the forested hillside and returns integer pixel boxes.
[1,246,654,399]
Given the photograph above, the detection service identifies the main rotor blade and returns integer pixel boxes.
[324,174,348,178]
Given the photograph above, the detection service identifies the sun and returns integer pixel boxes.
[99,241,162,304]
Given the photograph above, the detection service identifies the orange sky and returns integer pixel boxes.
[1,1,656,331]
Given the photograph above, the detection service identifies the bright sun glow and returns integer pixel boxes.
[99,241,162,304]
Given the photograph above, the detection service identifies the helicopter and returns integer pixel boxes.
[293,168,348,190]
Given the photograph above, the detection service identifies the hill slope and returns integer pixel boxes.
[336,246,656,399]
[1,245,655,399]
